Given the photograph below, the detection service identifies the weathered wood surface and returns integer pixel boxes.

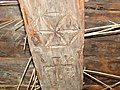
[0,5,21,21]
[0,0,120,89]
[0,85,120,90]
[18,0,84,90]
[0,57,30,85]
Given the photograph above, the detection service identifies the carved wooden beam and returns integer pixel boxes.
[18,0,85,90]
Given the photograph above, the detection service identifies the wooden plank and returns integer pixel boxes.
[0,57,30,85]
[18,0,85,90]
[0,40,29,58]
[84,35,120,76]
[83,85,120,90]
[85,2,120,11]
[0,5,21,21]
[0,85,120,90]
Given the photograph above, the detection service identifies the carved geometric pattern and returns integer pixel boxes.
[43,57,78,89]
[38,14,80,48]
[25,0,80,48]
[18,0,84,89]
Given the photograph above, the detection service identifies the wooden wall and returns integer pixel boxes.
[0,0,120,89]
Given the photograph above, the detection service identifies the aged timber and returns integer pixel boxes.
[18,0,84,90]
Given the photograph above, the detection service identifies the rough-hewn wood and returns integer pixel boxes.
[0,0,120,89]
[0,85,120,90]
[83,85,120,90]
[0,57,31,85]
[18,0,84,90]
[0,5,21,21]
[84,35,120,85]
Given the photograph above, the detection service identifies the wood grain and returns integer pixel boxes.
[18,0,84,89]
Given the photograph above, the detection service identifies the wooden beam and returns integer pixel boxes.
[18,0,85,90]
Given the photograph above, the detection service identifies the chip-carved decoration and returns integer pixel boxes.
[38,14,80,48]
[18,0,84,89]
